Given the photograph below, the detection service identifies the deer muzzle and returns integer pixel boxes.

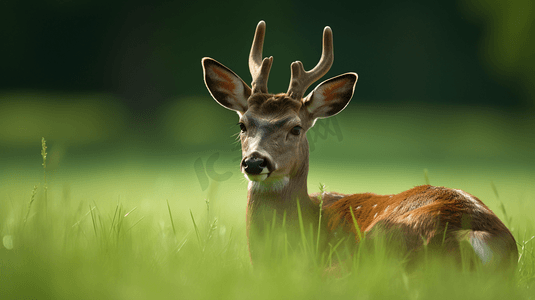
[242,153,272,181]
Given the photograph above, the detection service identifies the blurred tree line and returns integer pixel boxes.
[0,0,533,149]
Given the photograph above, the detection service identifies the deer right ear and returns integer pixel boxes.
[304,73,358,119]
[202,58,251,113]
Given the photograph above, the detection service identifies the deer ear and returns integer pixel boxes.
[304,73,357,119]
[202,57,251,113]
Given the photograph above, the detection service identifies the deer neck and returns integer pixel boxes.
[246,156,320,237]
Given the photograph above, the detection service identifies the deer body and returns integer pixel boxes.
[202,21,518,269]
[322,186,517,267]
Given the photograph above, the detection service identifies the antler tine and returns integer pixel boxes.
[249,20,273,94]
[287,26,334,100]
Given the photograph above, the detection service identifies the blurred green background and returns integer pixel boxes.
[1,0,534,210]
[1,1,535,298]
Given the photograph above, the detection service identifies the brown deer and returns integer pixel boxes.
[201,21,518,269]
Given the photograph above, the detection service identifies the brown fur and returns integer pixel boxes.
[248,93,303,116]
[321,185,518,268]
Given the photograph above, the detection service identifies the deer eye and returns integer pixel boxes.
[238,122,247,133]
[290,126,302,136]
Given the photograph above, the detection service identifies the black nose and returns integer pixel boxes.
[242,156,267,175]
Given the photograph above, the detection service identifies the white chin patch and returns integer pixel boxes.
[248,176,290,192]
[244,173,269,182]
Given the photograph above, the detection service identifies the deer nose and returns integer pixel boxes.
[242,156,268,175]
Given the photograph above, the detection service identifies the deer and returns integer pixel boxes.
[201,21,518,270]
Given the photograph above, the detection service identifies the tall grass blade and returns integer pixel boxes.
[41,137,48,218]
[109,202,120,235]
[491,181,513,227]
[316,183,325,258]
[349,206,363,241]
[424,168,430,185]
[441,222,449,246]
[126,217,145,232]
[176,237,188,254]
[89,205,99,238]
[328,237,346,268]
[23,185,38,229]
[72,206,95,228]
[124,206,137,217]
[206,218,218,244]
[167,200,177,238]
[222,227,234,255]
[282,211,289,259]
[296,198,308,257]
[190,210,202,249]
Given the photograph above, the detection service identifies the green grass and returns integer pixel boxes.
[1,145,534,299]
[1,105,535,299]
[1,180,533,300]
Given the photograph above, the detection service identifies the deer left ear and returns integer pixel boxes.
[202,57,252,114]
[304,73,358,119]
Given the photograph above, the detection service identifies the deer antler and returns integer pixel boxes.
[249,21,273,94]
[287,27,334,100]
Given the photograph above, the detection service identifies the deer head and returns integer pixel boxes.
[202,21,358,192]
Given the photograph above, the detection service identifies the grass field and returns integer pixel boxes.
[1,105,534,299]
